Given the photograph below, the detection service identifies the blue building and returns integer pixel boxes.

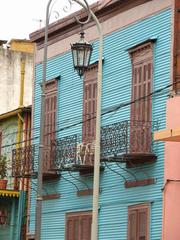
[20,0,173,239]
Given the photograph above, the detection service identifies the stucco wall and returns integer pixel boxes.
[163,96,180,240]
[0,49,33,115]
[0,116,18,189]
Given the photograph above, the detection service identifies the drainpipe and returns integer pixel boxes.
[15,56,26,240]
[0,108,22,120]
[17,56,25,143]
[16,191,26,240]
[14,57,25,190]
[26,113,31,235]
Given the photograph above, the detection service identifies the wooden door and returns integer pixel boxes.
[66,211,92,240]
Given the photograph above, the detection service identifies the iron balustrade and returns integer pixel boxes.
[53,120,157,169]
[11,120,157,176]
[12,145,38,178]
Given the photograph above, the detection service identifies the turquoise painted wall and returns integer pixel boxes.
[30,9,172,239]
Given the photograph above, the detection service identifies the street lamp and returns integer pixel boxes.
[71,30,93,77]
[35,1,103,240]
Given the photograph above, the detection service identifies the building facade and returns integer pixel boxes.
[0,39,34,240]
[154,1,180,239]
[25,0,174,239]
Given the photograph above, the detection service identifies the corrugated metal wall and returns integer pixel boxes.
[30,8,172,240]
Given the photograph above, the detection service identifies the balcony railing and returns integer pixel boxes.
[12,120,157,177]
[12,145,37,178]
[101,120,155,154]
[12,144,59,179]
[101,120,157,165]
[53,120,157,170]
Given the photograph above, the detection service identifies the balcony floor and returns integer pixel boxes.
[101,152,157,166]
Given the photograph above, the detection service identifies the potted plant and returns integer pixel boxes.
[0,155,7,190]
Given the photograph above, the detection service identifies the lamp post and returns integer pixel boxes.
[35,1,103,239]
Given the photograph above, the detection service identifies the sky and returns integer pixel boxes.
[0,0,97,41]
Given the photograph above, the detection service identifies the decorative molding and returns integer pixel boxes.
[77,189,93,197]
[124,178,156,188]
[77,188,101,197]
[42,193,60,200]
[34,0,172,63]
[30,0,152,45]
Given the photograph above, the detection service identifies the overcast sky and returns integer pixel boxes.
[0,0,97,41]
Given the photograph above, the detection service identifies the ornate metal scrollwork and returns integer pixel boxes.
[101,120,128,157]
[12,145,38,178]
[52,134,81,169]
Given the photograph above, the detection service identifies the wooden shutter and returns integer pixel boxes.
[43,79,58,171]
[138,208,149,240]
[128,210,137,240]
[83,66,97,143]
[66,211,92,240]
[128,204,149,240]
[66,216,79,240]
[130,43,153,153]
[80,214,92,240]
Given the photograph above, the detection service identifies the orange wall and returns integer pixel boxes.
[163,96,180,240]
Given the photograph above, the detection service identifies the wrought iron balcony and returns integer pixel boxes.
[12,120,157,177]
[101,120,157,166]
[51,134,96,172]
[12,145,37,178]
[52,120,157,171]
[12,145,60,179]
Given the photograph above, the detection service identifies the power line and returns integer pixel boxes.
[0,81,170,138]
[1,90,168,140]
[0,81,177,150]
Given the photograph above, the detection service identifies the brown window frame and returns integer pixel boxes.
[127,203,150,240]
[43,77,58,171]
[129,41,153,123]
[65,211,92,240]
[44,78,58,144]
[129,42,154,153]
[83,64,98,144]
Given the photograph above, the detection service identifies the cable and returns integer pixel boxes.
[105,162,127,182]
[0,74,169,137]
[0,84,170,139]
[1,80,178,150]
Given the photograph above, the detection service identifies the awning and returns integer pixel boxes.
[0,190,20,198]
[154,127,180,142]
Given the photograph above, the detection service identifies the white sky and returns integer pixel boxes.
[0,0,97,41]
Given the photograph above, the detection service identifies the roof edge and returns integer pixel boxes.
[29,0,151,44]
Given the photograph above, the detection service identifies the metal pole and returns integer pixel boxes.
[35,0,53,239]
[35,1,102,239]
[73,1,103,239]
[89,12,103,240]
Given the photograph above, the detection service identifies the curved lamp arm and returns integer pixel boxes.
[35,1,103,240]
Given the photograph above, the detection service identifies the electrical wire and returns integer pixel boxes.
[0,81,178,150]
[0,75,169,137]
